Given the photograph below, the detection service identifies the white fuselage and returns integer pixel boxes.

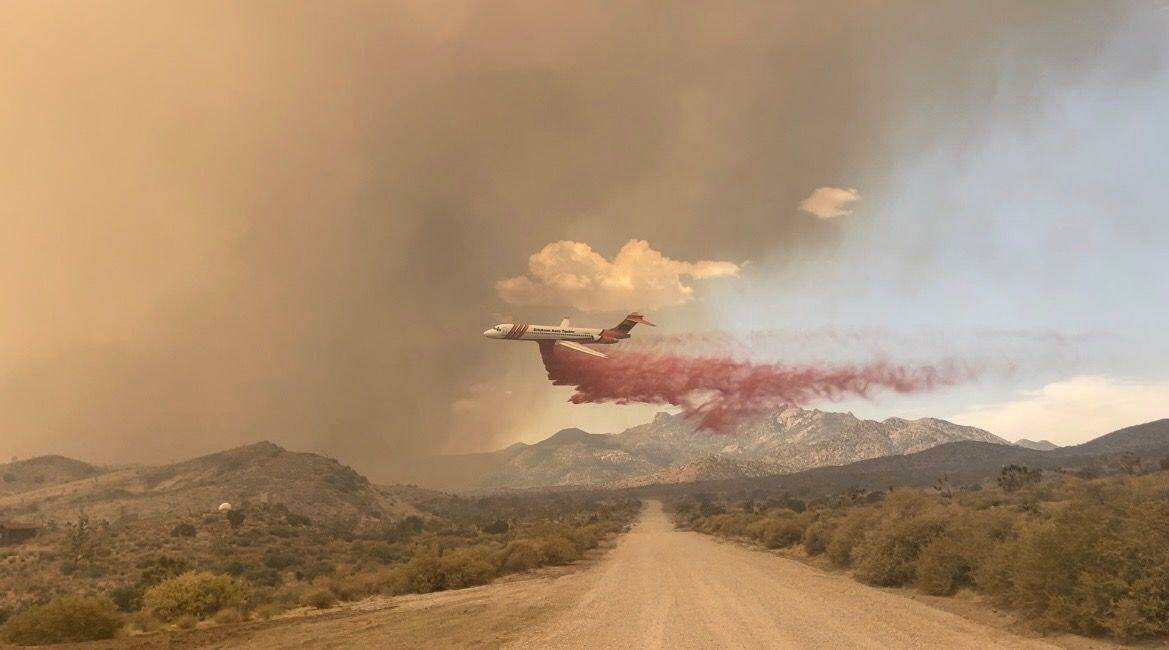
[483,323,602,342]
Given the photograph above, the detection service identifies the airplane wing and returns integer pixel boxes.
[555,340,608,358]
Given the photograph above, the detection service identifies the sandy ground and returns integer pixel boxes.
[80,500,1117,649]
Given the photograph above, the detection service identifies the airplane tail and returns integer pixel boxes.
[611,313,654,336]
[615,313,654,332]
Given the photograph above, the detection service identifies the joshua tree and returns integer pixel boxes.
[998,464,1043,492]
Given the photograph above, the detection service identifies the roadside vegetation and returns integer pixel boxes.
[672,460,1169,642]
[0,492,639,645]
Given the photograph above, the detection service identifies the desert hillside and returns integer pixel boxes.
[0,442,416,523]
[0,455,105,496]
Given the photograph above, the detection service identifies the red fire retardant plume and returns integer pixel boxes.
[539,343,974,432]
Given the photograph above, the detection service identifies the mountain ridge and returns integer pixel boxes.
[402,406,1009,489]
[633,417,1169,499]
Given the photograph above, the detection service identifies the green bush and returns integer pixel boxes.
[143,571,248,621]
[2,596,122,645]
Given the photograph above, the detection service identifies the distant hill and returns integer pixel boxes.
[1054,419,1169,457]
[1014,439,1059,451]
[398,406,1008,489]
[0,455,105,496]
[0,442,426,523]
[634,418,1169,500]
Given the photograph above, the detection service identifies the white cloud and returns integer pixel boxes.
[950,376,1169,445]
[496,239,740,311]
[799,186,859,219]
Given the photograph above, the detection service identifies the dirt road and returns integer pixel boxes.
[191,501,1061,649]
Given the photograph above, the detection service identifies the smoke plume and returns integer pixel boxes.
[540,343,975,431]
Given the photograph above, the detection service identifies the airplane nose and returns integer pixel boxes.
[483,329,496,338]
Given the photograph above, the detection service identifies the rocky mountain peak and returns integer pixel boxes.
[434,405,1009,489]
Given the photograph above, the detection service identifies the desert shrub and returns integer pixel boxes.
[1,596,122,645]
[173,614,198,629]
[212,607,243,624]
[498,539,542,573]
[802,518,835,556]
[109,584,143,612]
[315,574,365,602]
[306,589,337,609]
[263,550,300,570]
[482,519,509,534]
[533,535,580,565]
[137,555,189,589]
[143,572,248,621]
[253,603,283,620]
[127,610,160,632]
[825,509,873,568]
[299,560,336,581]
[285,513,312,527]
[745,513,810,549]
[854,506,950,587]
[917,509,1015,596]
[916,533,974,596]
[388,546,499,594]
[987,493,1169,639]
[226,510,246,530]
[438,547,497,588]
[694,513,753,537]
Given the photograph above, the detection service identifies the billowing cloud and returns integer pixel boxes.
[950,376,1169,445]
[799,187,859,219]
[496,240,739,311]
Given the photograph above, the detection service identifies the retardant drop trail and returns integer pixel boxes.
[539,342,975,431]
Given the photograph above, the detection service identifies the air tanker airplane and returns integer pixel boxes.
[483,313,653,358]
